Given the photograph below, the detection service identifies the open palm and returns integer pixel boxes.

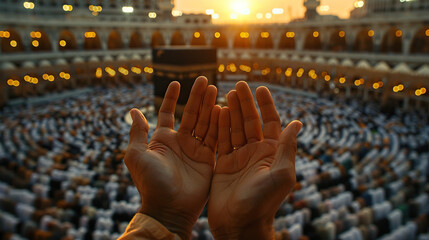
[208,82,302,239]
[124,77,220,239]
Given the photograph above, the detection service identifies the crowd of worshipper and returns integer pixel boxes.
[0,81,428,240]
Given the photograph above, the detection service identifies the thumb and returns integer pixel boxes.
[129,108,149,147]
[273,120,302,170]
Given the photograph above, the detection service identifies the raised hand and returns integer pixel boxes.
[208,81,302,240]
[124,77,220,239]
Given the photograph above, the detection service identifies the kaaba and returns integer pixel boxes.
[152,46,217,118]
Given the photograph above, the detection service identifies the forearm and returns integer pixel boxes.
[211,218,275,240]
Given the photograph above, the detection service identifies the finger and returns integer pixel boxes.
[194,85,217,140]
[235,81,263,143]
[129,108,149,148]
[273,120,302,170]
[227,90,247,148]
[178,76,208,134]
[157,81,180,129]
[256,86,282,140]
[204,105,221,152]
[218,107,232,156]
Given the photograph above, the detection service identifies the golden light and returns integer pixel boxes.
[373,83,379,89]
[395,30,402,37]
[47,75,54,81]
[32,78,39,83]
[240,32,249,39]
[265,13,272,19]
[131,67,142,74]
[194,32,201,38]
[261,67,271,76]
[285,68,293,77]
[12,80,20,87]
[415,89,422,96]
[324,75,331,81]
[148,12,157,18]
[359,78,365,84]
[218,64,225,72]
[256,13,263,19]
[59,72,65,78]
[313,31,319,38]
[30,31,42,39]
[23,1,35,9]
[239,65,251,73]
[426,29,429,37]
[212,13,219,19]
[339,77,346,84]
[118,67,129,76]
[354,0,364,8]
[398,84,404,91]
[64,73,70,80]
[105,67,116,77]
[96,68,103,78]
[144,67,154,74]
[214,32,221,38]
[228,63,237,73]
[421,87,427,94]
[43,74,49,80]
[59,40,67,47]
[32,40,39,47]
[10,40,17,47]
[172,10,182,17]
[24,75,31,82]
[296,68,304,77]
[354,80,360,86]
[339,31,346,38]
[7,79,14,86]
[261,32,270,38]
[0,31,10,38]
[368,30,375,37]
[85,32,96,38]
[63,4,73,11]
[393,86,399,92]
[286,32,295,38]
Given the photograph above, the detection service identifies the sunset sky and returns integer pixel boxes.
[174,0,357,23]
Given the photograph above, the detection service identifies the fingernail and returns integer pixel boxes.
[130,110,138,122]
[295,121,302,135]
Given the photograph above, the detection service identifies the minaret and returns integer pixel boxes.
[304,0,320,20]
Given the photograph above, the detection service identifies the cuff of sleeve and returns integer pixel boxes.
[119,213,181,240]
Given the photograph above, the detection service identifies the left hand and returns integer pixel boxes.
[124,77,220,239]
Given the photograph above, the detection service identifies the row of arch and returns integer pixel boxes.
[1,27,429,54]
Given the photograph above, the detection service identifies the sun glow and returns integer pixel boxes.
[231,1,250,15]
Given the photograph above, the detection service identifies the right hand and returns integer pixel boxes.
[208,81,302,240]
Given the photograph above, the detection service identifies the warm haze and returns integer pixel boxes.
[174,0,357,23]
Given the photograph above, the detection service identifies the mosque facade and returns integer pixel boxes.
[0,0,428,109]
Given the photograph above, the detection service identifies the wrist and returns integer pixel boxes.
[139,207,195,240]
[211,218,275,240]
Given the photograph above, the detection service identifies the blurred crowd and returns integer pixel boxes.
[0,82,428,240]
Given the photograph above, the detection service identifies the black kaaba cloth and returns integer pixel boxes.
[152,46,217,118]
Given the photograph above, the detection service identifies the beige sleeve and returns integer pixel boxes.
[118,213,181,240]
